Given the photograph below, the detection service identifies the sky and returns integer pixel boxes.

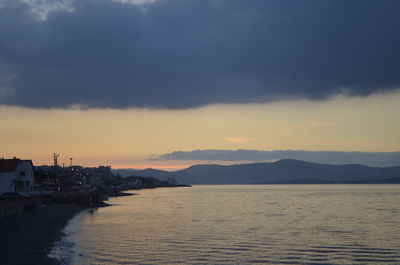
[1,0,400,170]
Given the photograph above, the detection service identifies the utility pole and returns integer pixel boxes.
[52,153,60,192]
[53,153,59,167]
[70,157,73,167]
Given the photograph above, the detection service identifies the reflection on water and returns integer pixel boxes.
[51,185,400,264]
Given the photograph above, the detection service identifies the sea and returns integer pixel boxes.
[49,185,400,264]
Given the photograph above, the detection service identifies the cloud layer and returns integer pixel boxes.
[1,0,400,109]
[152,150,400,167]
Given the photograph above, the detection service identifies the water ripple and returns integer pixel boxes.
[50,185,400,265]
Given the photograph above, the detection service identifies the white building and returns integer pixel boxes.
[0,158,34,195]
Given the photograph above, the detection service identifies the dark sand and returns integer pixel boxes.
[0,204,87,265]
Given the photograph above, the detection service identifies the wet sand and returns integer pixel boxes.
[0,204,87,265]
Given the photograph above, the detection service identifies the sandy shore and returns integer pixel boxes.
[0,204,88,265]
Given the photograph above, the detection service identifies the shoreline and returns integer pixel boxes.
[0,186,187,265]
[0,194,127,265]
[0,204,89,265]
[0,188,162,265]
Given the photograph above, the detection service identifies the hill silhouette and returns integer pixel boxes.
[114,159,400,184]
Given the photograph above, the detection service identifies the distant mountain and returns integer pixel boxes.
[115,159,400,184]
[114,168,172,180]
[113,168,141,177]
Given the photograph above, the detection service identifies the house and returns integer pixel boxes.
[0,158,34,195]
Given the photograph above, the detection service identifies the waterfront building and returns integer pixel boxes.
[0,158,35,195]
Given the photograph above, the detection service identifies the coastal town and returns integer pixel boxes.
[0,155,186,218]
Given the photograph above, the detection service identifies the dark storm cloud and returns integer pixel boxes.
[0,0,400,109]
[152,150,400,167]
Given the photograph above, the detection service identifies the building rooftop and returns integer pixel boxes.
[0,158,33,173]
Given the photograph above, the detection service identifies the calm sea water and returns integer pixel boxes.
[50,185,400,264]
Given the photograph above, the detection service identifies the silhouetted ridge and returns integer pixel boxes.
[114,159,400,184]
